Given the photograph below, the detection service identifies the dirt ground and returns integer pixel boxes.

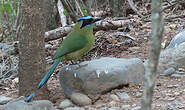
[1,6,185,110]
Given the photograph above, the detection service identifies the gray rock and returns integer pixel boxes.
[59,99,73,109]
[116,92,130,100]
[167,31,185,49]
[70,93,92,106]
[171,74,182,78]
[3,97,54,110]
[161,67,175,76]
[59,57,144,101]
[158,42,185,74]
[0,96,13,105]
[110,94,120,101]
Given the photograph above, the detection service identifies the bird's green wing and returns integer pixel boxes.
[54,35,88,59]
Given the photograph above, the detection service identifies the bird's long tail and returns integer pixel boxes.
[37,58,62,89]
[25,58,62,102]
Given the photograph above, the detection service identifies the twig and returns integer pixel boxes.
[127,0,146,18]
[74,0,83,16]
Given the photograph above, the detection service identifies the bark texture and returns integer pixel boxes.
[141,0,164,109]
[19,0,49,100]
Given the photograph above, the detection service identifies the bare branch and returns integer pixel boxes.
[127,0,146,18]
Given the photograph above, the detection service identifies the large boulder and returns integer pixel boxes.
[59,57,144,103]
[158,42,185,75]
[167,30,185,49]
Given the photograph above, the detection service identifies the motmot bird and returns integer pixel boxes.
[25,16,101,102]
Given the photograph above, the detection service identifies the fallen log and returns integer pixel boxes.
[44,19,131,41]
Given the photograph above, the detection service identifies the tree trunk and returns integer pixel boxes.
[19,0,49,100]
[45,0,58,31]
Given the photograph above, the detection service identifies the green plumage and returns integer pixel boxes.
[26,16,101,102]
[38,20,95,89]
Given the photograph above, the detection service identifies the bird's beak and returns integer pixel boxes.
[92,17,102,23]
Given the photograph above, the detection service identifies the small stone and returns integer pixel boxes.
[0,96,12,105]
[116,92,130,100]
[110,94,120,101]
[162,67,175,75]
[167,84,179,88]
[178,68,185,71]
[171,74,182,78]
[122,105,130,109]
[156,104,162,107]
[64,107,85,110]
[129,47,140,51]
[168,97,175,101]
[108,107,121,110]
[45,44,52,49]
[59,99,73,109]
[131,106,141,110]
[70,93,92,106]
[12,78,18,83]
[135,92,142,98]
[99,107,108,110]
[176,71,185,74]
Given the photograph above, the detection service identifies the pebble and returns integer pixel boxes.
[116,92,130,100]
[70,93,92,106]
[45,44,52,49]
[167,84,179,88]
[176,71,185,74]
[131,106,141,110]
[12,77,19,83]
[110,94,120,101]
[135,92,142,98]
[162,67,175,75]
[171,74,182,78]
[121,105,131,109]
[59,99,73,109]
[0,96,12,105]
[108,107,121,110]
[64,107,85,110]
[99,107,108,110]
[129,47,140,51]
[168,97,175,101]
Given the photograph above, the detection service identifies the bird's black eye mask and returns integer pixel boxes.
[80,19,93,29]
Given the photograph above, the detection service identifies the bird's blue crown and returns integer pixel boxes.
[77,16,93,22]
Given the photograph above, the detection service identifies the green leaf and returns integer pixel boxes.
[0,4,4,17]
[4,3,13,14]
[63,9,69,16]
[82,10,87,16]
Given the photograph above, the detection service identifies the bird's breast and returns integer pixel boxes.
[64,35,95,60]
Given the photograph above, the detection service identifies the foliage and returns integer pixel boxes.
[0,0,19,42]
